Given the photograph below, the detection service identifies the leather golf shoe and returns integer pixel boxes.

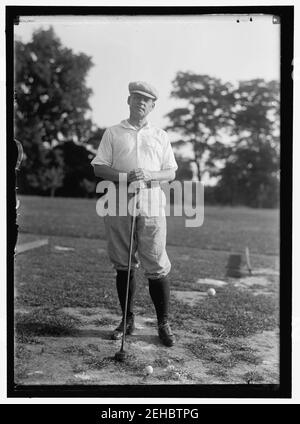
[158,322,176,347]
[111,315,135,340]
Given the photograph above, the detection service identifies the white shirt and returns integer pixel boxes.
[91,120,178,216]
[91,120,178,172]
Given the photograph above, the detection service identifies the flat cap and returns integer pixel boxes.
[128,81,158,100]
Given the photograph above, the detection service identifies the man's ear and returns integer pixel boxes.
[127,96,131,105]
[151,101,156,110]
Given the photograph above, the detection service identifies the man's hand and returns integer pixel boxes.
[128,168,153,182]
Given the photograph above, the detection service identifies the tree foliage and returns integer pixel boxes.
[26,148,65,197]
[215,141,279,207]
[233,79,279,140]
[14,27,96,195]
[54,141,96,198]
[215,79,280,207]
[166,72,280,208]
[165,71,235,180]
[173,156,194,181]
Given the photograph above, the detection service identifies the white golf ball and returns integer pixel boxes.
[207,288,216,297]
[145,365,153,375]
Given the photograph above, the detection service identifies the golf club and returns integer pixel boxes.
[15,138,24,171]
[15,138,24,210]
[114,183,140,362]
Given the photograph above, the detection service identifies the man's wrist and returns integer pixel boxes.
[145,170,154,181]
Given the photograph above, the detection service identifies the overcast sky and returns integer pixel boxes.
[15,14,280,133]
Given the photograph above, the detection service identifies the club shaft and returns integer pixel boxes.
[120,189,139,351]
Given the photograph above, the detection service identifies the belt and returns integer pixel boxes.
[114,181,160,189]
[141,180,160,189]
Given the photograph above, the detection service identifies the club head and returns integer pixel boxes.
[114,350,127,362]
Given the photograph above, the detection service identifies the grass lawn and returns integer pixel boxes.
[18,195,279,255]
[14,195,280,386]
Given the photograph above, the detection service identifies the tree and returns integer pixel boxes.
[26,147,65,197]
[233,79,279,142]
[86,126,106,151]
[166,73,280,207]
[214,142,279,207]
[165,72,235,181]
[215,79,280,207]
[54,141,95,198]
[14,27,95,194]
[173,156,194,181]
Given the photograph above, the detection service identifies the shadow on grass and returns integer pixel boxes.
[73,328,112,339]
[15,308,82,337]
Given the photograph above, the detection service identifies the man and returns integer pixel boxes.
[91,81,178,347]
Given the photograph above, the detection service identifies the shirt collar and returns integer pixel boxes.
[120,119,151,130]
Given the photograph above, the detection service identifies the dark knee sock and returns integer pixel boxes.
[116,270,136,318]
[148,277,170,326]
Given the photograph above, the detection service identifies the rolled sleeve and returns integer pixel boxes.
[91,129,113,167]
[161,133,178,170]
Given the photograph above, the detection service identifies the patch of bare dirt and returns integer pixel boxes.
[15,305,279,386]
[232,268,279,296]
[172,290,207,306]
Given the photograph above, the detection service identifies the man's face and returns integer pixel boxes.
[128,93,155,119]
